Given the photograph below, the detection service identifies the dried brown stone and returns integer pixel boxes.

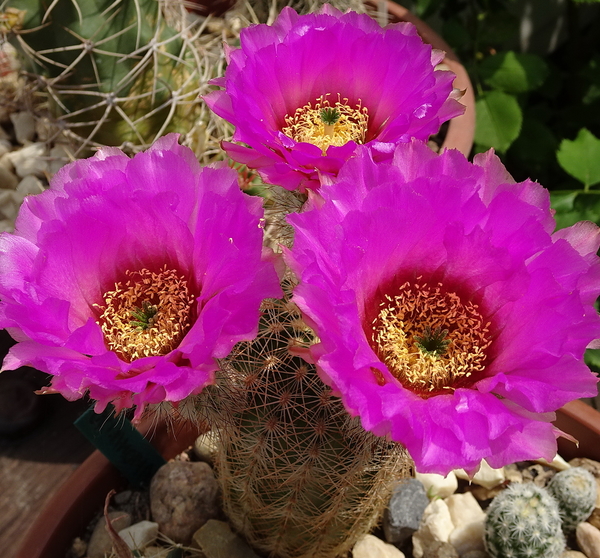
[150,461,220,545]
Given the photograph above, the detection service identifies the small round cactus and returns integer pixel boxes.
[547,467,597,533]
[484,482,565,558]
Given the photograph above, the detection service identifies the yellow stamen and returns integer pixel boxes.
[370,279,492,395]
[94,265,195,362]
[282,94,368,154]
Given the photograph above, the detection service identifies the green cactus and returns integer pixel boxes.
[199,286,412,558]
[1,0,219,156]
[547,467,597,534]
[484,482,566,558]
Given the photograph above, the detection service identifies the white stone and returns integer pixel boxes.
[48,144,72,176]
[10,111,36,144]
[535,453,570,471]
[446,492,485,529]
[454,460,505,489]
[353,534,406,558]
[0,152,14,172]
[88,511,132,558]
[415,471,458,499]
[118,520,159,551]
[6,143,48,178]
[449,518,486,555]
[15,175,44,200]
[412,499,455,558]
[0,138,11,158]
[576,522,600,558]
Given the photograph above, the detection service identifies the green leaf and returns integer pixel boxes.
[474,91,522,153]
[550,190,600,230]
[585,349,600,373]
[556,129,600,188]
[480,51,549,94]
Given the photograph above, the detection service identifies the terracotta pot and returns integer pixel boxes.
[16,401,600,558]
[358,1,476,156]
[15,420,200,558]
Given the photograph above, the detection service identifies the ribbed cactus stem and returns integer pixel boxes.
[201,291,412,558]
[4,0,214,155]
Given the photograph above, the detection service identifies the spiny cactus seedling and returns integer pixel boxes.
[484,482,566,558]
[1,0,221,157]
[547,466,597,534]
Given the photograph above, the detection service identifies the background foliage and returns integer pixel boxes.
[400,0,600,373]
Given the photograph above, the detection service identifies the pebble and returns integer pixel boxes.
[150,460,220,545]
[48,144,71,176]
[455,461,505,489]
[118,520,159,551]
[589,508,600,530]
[383,479,430,545]
[535,454,571,471]
[353,534,406,558]
[69,537,87,558]
[192,519,261,558]
[87,510,132,558]
[5,142,48,178]
[446,492,485,529]
[415,471,458,499]
[576,521,600,558]
[561,551,587,558]
[448,519,486,555]
[521,463,555,487]
[412,499,454,558]
[9,111,35,144]
[422,541,459,558]
[15,175,44,200]
[0,138,11,158]
[0,165,17,190]
[462,551,489,558]
[193,431,219,465]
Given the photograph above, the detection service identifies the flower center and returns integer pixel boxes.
[95,266,195,362]
[282,94,368,154]
[369,280,492,395]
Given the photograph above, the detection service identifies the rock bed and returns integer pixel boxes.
[66,431,600,558]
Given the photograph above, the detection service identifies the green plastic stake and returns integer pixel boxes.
[75,404,166,487]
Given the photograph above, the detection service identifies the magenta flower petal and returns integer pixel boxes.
[286,142,600,474]
[205,5,464,192]
[0,134,282,416]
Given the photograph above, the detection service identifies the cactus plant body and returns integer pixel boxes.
[547,467,597,534]
[485,482,565,558]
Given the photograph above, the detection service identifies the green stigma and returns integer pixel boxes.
[320,107,341,125]
[130,300,158,330]
[414,326,450,356]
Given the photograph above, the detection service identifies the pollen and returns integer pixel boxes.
[281,94,368,154]
[94,265,195,362]
[370,280,492,395]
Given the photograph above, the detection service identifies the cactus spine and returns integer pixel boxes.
[2,0,216,156]
[547,467,597,534]
[200,289,412,558]
[484,482,565,558]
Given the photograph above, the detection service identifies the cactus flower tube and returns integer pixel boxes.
[286,141,600,475]
[0,134,281,417]
[204,4,464,192]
